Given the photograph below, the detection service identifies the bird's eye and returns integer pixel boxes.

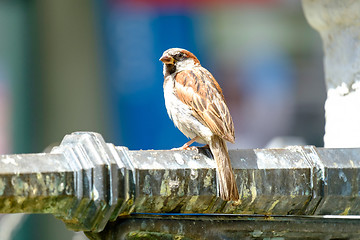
[174,52,185,60]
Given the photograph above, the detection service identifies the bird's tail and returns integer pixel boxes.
[209,135,239,201]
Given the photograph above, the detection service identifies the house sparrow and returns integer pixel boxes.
[160,48,239,201]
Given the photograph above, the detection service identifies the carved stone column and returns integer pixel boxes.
[302,0,360,147]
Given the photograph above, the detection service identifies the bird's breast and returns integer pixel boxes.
[163,78,192,128]
[163,78,213,143]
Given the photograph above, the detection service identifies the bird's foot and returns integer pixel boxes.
[171,137,200,150]
[171,145,198,151]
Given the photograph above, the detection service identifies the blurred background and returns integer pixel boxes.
[0,0,325,239]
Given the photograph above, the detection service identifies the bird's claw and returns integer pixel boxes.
[171,146,198,151]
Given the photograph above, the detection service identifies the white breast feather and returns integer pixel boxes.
[163,78,213,144]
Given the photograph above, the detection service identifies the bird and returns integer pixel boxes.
[160,48,239,201]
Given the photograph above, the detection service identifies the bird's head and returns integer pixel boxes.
[160,48,200,75]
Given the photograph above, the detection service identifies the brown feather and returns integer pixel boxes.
[209,135,239,201]
[174,68,235,143]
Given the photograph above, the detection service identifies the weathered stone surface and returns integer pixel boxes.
[1,132,360,233]
[85,215,360,240]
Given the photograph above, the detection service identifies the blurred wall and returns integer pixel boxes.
[35,0,108,148]
[0,1,36,154]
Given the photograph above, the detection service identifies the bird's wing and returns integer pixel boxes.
[174,67,235,143]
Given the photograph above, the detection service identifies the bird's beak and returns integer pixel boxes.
[159,53,174,64]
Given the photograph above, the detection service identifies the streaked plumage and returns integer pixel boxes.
[160,48,239,201]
